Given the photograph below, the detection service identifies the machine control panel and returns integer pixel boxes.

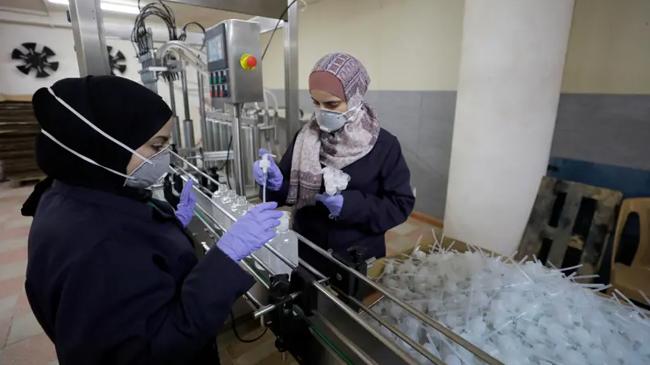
[206,20,264,106]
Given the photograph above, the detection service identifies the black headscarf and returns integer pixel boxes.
[22,76,172,216]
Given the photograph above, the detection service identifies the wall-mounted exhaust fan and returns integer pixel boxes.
[11,42,59,78]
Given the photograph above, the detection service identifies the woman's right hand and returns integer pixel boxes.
[216,202,283,261]
[253,148,283,191]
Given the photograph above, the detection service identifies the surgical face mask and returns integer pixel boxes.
[315,105,361,133]
[41,87,166,188]
[125,146,170,188]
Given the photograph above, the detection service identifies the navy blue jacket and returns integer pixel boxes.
[267,128,414,262]
[25,181,253,365]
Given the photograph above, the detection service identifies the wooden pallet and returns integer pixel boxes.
[5,172,44,187]
[517,176,623,278]
[0,99,41,181]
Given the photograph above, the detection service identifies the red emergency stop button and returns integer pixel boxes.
[240,53,257,71]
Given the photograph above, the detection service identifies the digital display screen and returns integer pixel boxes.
[207,34,224,63]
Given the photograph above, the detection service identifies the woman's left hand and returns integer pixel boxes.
[175,180,196,227]
[315,193,344,218]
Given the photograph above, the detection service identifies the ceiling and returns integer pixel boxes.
[0,0,322,35]
[0,0,49,14]
[165,2,247,28]
[0,0,252,26]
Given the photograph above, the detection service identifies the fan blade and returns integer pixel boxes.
[117,65,127,73]
[36,69,49,78]
[42,46,55,57]
[11,49,27,60]
[47,62,60,71]
[22,42,36,51]
[115,51,126,62]
[17,65,31,75]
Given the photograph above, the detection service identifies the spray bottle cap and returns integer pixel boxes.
[259,153,276,174]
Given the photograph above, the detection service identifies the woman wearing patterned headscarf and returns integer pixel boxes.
[253,52,415,268]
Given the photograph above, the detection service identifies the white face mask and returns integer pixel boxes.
[42,87,168,188]
[315,105,361,133]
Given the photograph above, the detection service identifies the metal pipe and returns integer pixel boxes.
[168,83,183,149]
[193,196,227,233]
[311,311,379,365]
[333,288,444,364]
[247,253,273,276]
[241,260,270,290]
[180,70,195,149]
[168,80,177,117]
[231,104,246,195]
[253,303,277,319]
[171,151,223,192]
[293,231,502,365]
[197,71,209,153]
[312,282,418,365]
[253,292,300,319]
[283,0,300,139]
[180,70,191,119]
[298,258,327,280]
[262,243,297,271]
[193,206,220,235]
[244,291,263,309]
[202,150,232,162]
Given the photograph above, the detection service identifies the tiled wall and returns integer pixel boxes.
[270,90,650,219]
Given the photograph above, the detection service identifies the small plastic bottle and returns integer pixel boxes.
[265,211,298,274]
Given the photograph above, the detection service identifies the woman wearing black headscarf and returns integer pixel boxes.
[22,76,280,365]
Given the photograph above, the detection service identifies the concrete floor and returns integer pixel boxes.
[0,184,56,365]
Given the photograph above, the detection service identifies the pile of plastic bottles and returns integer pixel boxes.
[369,239,650,365]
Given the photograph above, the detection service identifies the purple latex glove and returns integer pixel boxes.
[315,193,344,218]
[217,202,282,261]
[253,148,283,191]
[175,179,196,227]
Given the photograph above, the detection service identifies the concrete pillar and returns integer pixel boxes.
[444,0,575,255]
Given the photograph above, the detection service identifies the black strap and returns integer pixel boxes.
[21,177,54,217]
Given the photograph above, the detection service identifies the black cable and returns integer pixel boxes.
[131,0,178,56]
[261,0,298,60]
[180,21,206,49]
[230,310,267,343]
[211,136,232,171]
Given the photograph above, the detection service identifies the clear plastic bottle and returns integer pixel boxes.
[219,189,236,206]
[230,196,249,217]
[210,183,231,227]
[264,211,298,275]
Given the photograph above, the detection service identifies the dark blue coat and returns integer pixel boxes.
[267,128,415,263]
[25,181,253,365]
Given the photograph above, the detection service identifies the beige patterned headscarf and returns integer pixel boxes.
[286,53,380,209]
